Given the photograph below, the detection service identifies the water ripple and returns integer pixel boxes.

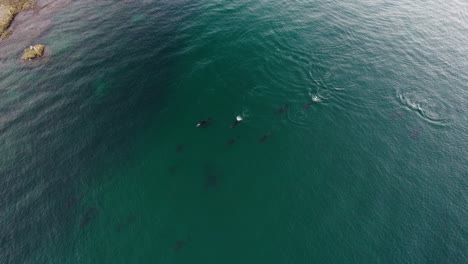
[397,91,451,126]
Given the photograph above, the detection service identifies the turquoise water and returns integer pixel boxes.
[0,0,467,263]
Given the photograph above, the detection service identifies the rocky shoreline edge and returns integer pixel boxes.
[0,0,33,39]
[1,0,47,60]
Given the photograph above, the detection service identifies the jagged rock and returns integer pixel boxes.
[0,0,34,40]
[0,5,14,36]
[22,44,45,60]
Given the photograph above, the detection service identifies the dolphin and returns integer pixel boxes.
[227,136,240,145]
[409,127,422,139]
[174,236,191,251]
[65,197,78,209]
[205,174,217,188]
[204,165,219,188]
[176,145,184,152]
[259,134,270,143]
[230,116,243,128]
[115,214,136,233]
[174,241,186,251]
[389,111,405,120]
[196,118,212,128]
[80,207,97,228]
[303,102,313,109]
[276,104,289,114]
[169,165,178,174]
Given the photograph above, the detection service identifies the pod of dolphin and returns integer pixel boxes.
[71,95,424,253]
[74,100,318,251]
[196,101,317,143]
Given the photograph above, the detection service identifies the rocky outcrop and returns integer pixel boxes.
[0,0,34,40]
[21,44,45,60]
[0,5,14,39]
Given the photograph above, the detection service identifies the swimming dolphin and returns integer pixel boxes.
[303,102,313,109]
[115,214,136,233]
[276,104,289,114]
[230,116,243,128]
[205,174,217,188]
[169,165,178,174]
[409,127,422,139]
[196,118,212,127]
[80,207,97,228]
[204,165,220,188]
[227,136,240,145]
[259,134,270,143]
[389,111,405,121]
[174,241,186,251]
[176,145,184,152]
[65,197,78,209]
[174,236,191,251]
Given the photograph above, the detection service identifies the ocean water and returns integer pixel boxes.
[0,0,467,263]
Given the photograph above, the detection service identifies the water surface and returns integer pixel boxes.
[0,0,467,263]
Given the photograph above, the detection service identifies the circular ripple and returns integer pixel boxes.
[397,91,451,126]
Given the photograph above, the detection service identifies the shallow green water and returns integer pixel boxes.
[0,0,467,263]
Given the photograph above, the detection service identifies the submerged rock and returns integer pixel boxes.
[21,44,45,60]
